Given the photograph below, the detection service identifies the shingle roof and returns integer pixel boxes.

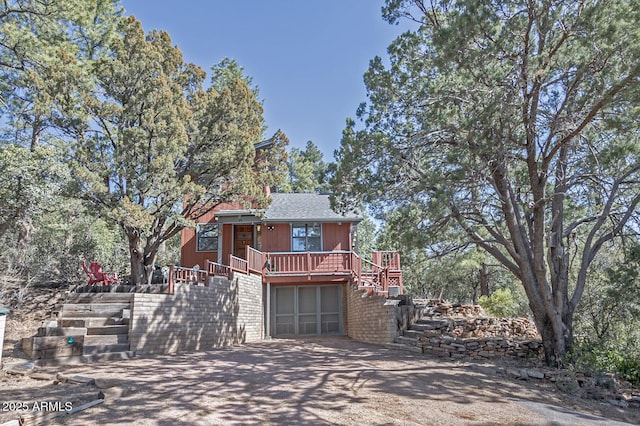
[264,193,360,223]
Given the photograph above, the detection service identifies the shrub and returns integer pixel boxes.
[479,288,520,317]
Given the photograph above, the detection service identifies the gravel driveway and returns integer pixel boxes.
[3,337,638,425]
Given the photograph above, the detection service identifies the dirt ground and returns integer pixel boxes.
[1,337,639,426]
[1,285,639,425]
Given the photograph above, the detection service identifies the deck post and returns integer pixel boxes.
[265,281,271,339]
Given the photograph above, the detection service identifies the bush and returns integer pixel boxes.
[479,288,520,317]
[567,340,640,386]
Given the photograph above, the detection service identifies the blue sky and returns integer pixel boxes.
[120,1,410,159]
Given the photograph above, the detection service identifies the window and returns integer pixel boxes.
[196,223,218,252]
[292,223,321,252]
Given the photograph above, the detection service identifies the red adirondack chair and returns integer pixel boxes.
[81,261,119,286]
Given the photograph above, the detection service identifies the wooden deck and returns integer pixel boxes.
[169,248,402,296]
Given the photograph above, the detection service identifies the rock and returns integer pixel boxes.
[555,373,581,395]
[525,369,545,380]
[608,399,629,408]
[3,361,35,375]
[506,368,522,378]
[28,371,56,381]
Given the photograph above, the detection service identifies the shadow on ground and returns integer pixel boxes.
[3,337,637,425]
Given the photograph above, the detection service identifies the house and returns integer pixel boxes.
[179,192,403,338]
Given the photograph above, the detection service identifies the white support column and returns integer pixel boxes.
[265,282,271,339]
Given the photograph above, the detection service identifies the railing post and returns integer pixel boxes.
[306,251,311,280]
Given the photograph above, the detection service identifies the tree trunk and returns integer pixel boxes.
[126,227,160,285]
[16,217,34,271]
[479,263,490,297]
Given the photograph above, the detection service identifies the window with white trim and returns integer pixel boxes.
[196,223,218,252]
[292,223,321,252]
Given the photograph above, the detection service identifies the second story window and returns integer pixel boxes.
[196,223,218,252]
[292,223,321,252]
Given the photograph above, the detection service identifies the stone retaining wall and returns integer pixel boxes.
[415,316,540,340]
[419,335,543,359]
[129,272,263,355]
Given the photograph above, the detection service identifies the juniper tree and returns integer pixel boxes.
[332,0,640,363]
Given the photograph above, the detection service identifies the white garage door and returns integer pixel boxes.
[272,285,342,337]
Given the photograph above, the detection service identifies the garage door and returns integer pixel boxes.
[272,285,342,337]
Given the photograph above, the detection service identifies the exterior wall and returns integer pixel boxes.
[181,210,216,268]
[346,284,401,345]
[180,202,244,268]
[221,223,233,264]
[261,223,291,252]
[322,223,351,251]
[129,272,263,355]
[260,222,353,253]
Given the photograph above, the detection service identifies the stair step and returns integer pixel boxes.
[414,318,451,327]
[58,303,130,318]
[37,327,87,337]
[86,325,129,335]
[394,336,421,346]
[411,321,451,332]
[34,351,136,366]
[64,293,133,304]
[83,343,130,355]
[84,334,128,346]
[384,342,423,353]
[403,329,423,338]
[58,317,127,327]
[23,335,85,360]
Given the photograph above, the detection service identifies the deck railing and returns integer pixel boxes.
[168,265,208,294]
[170,249,401,296]
[265,251,352,277]
[229,255,249,274]
[247,246,264,274]
[206,261,232,279]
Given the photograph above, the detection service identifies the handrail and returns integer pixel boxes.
[351,251,395,295]
[206,260,231,279]
[247,246,264,274]
[229,255,248,274]
[168,265,208,294]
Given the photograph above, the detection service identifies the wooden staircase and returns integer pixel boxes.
[22,293,135,365]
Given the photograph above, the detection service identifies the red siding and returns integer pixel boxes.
[322,223,351,251]
[180,210,217,268]
[222,223,233,265]
[261,223,291,252]
[179,202,243,268]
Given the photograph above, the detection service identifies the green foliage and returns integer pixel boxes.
[65,17,288,283]
[570,239,640,384]
[567,340,640,387]
[0,6,286,285]
[282,141,329,193]
[479,288,520,318]
[0,145,65,239]
[332,0,640,361]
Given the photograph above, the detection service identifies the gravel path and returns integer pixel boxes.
[1,337,638,425]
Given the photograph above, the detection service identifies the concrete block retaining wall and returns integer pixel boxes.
[346,285,413,345]
[129,272,263,355]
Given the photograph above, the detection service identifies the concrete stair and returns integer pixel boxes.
[23,293,134,365]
